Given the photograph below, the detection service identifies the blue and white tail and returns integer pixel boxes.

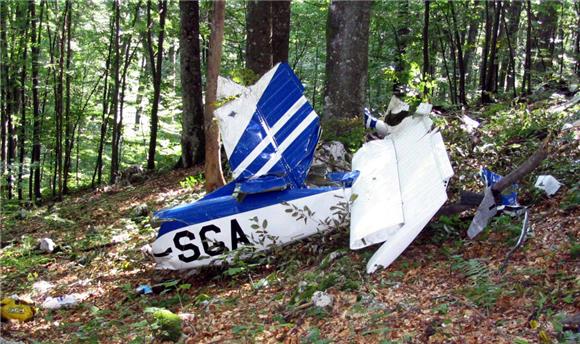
[214,63,320,188]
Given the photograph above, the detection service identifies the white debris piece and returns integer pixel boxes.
[311,291,333,308]
[460,114,480,134]
[217,76,247,100]
[42,293,88,309]
[178,313,195,322]
[415,103,433,116]
[535,175,562,196]
[350,140,404,249]
[39,238,55,253]
[111,232,130,244]
[548,92,580,114]
[32,280,54,295]
[386,95,410,116]
[351,113,454,273]
[467,187,498,239]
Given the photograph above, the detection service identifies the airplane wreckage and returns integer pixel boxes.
[152,63,454,274]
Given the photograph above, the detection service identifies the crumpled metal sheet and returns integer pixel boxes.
[352,112,454,273]
[467,187,498,239]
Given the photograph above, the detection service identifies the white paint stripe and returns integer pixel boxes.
[253,110,318,177]
[232,96,308,177]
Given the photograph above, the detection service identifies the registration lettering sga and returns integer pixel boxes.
[172,219,251,262]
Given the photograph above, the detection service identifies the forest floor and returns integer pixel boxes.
[1,88,579,343]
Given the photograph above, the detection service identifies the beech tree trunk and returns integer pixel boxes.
[482,1,502,104]
[480,1,492,100]
[499,0,521,93]
[204,0,226,192]
[53,2,67,199]
[534,0,559,72]
[17,4,30,201]
[575,2,580,76]
[246,0,272,77]
[422,0,430,97]
[179,0,205,168]
[63,0,73,193]
[323,0,372,136]
[109,0,121,183]
[0,1,7,179]
[449,1,466,105]
[463,1,481,89]
[92,15,113,188]
[271,0,291,65]
[30,0,44,201]
[134,56,146,127]
[146,0,168,171]
[392,0,410,95]
[522,0,532,95]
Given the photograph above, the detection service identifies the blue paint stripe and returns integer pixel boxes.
[228,111,266,170]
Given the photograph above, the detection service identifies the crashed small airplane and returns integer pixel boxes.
[152,63,453,273]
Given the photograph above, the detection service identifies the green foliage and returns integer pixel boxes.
[451,255,509,310]
[179,173,205,190]
[302,327,331,344]
[560,185,580,211]
[228,68,259,86]
[487,215,524,246]
[144,307,182,342]
[483,105,562,147]
[568,234,580,259]
[321,117,366,152]
[429,215,465,243]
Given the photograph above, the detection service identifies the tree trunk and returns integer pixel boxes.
[463,1,481,89]
[4,3,24,200]
[480,1,492,100]
[30,0,44,202]
[146,0,168,171]
[92,15,113,188]
[323,0,372,135]
[204,0,226,192]
[392,0,410,95]
[111,2,139,183]
[449,1,466,105]
[501,4,519,97]
[522,0,532,95]
[482,0,502,104]
[134,56,147,127]
[271,0,291,65]
[17,4,31,201]
[109,0,121,183]
[575,2,580,76]
[437,26,456,104]
[422,0,430,97]
[53,2,67,200]
[534,0,559,72]
[246,0,272,77]
[445,21,458,105]
[0,1,7,178]
[62,0,73,194]
[500,0,521,93]
[179,0,205,168]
